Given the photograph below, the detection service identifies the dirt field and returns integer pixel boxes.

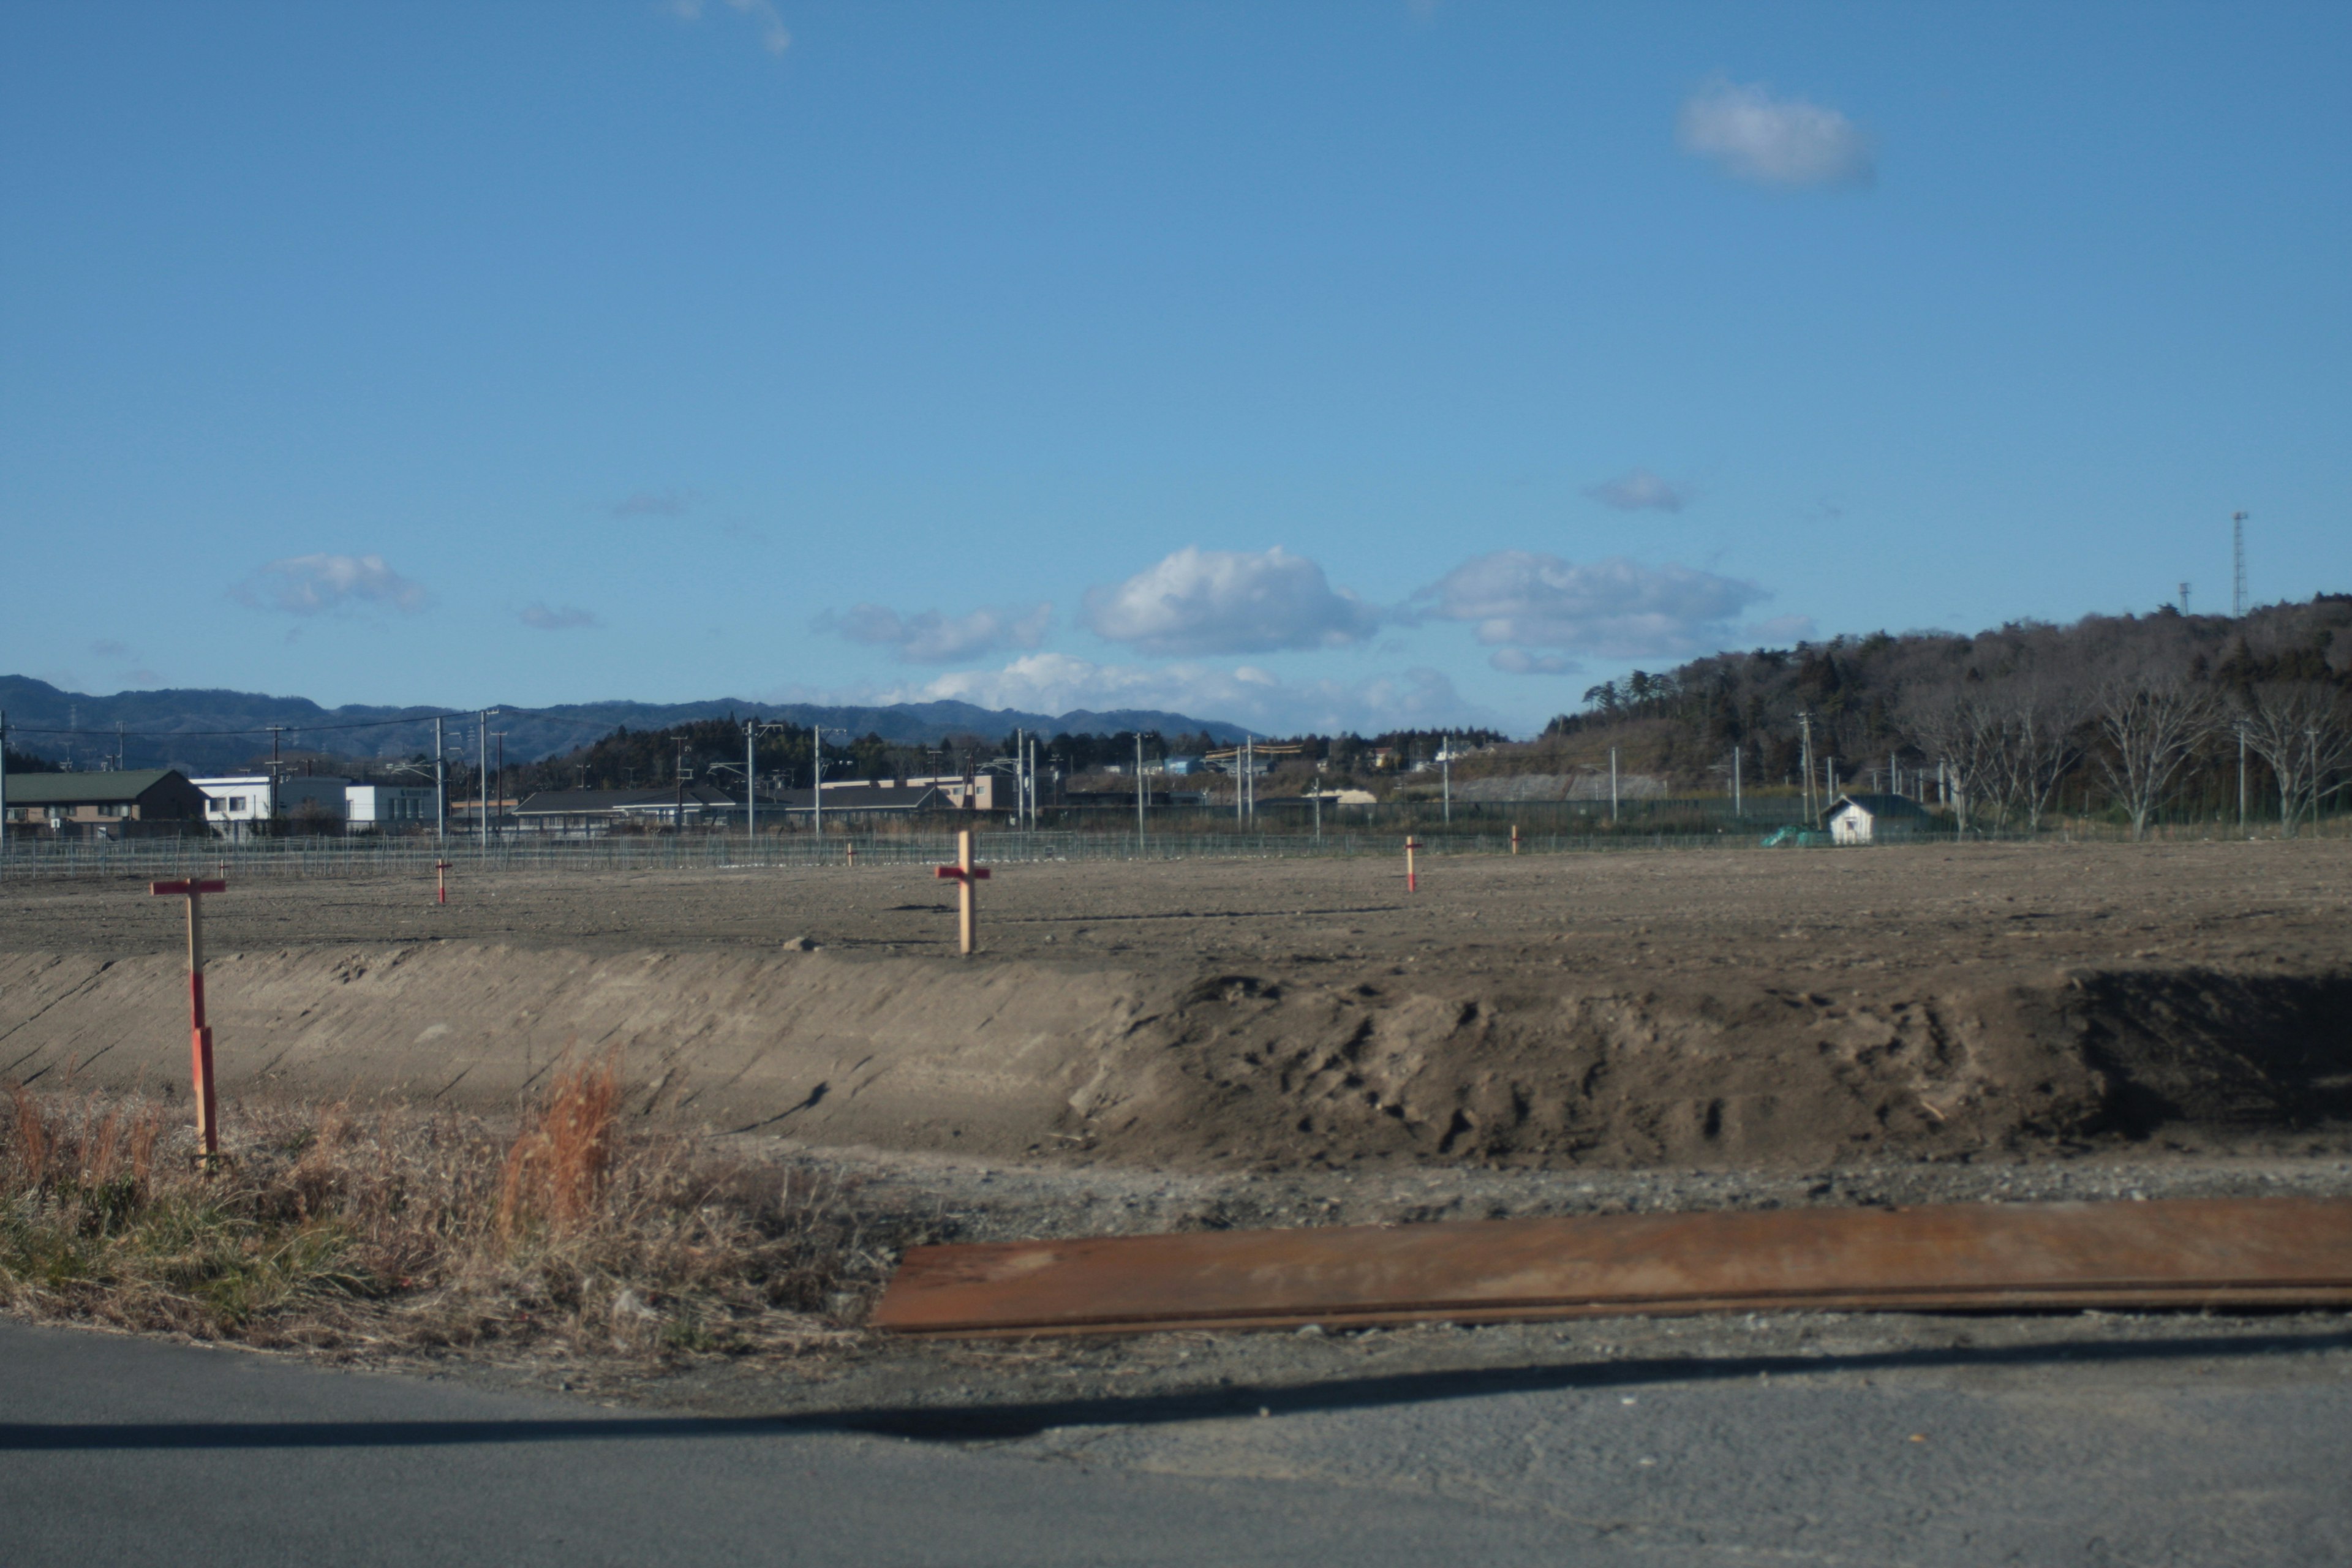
[6,840,2350,1172]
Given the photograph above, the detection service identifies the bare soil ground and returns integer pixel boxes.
[6,839,2352,1415]
[6,840,2350,1170]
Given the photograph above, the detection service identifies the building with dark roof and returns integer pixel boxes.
[2,769,209,839]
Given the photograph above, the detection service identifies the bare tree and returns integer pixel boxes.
[1980,680,2089,833]
[2236,683,2352,837]
[1904,684,1999,834]
[2092,679,2218,841]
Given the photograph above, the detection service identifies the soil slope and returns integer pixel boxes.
[4,841,2349,1168]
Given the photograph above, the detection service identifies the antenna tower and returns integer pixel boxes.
[2231,511,2248,618]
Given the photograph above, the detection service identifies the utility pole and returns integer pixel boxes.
[672,736,690,832]
[434,716,447,840]
[266,724,287,832]
[1609,745,1619,823]
[2232,511,2248,618]
[1798,712,1815,821]
[477,710,497,848]
[1136,733,1146,840]
[809,726,845,839]
[744,720,785,845]
[1,709,10,877]
[2179,582,2192,616]
[2237,720,2248,832]
[1732,744,1742,816]
[491,730,506,841]
[1441,733,1452,826]
[1016,729,1030,831]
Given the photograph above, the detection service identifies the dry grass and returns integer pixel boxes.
[0,1065,895,1365]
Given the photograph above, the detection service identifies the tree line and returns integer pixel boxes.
[1545,595,2352,837]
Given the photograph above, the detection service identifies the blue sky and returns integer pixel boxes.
[4,2,2346,736]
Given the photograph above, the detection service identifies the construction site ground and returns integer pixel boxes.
[4,838,2350,1433]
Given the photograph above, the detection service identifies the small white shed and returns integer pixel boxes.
[1824,792,1931,845]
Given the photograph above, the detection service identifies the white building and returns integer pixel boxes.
[190,774,353,837]
[1824,792,1932,845]
[344,783,437,832]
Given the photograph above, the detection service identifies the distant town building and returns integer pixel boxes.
[190,774,352,837]
[1,769,208,839]
[344,783,436,831]
[854,774,1002,811]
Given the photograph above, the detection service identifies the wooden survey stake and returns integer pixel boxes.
[435,859,450,905]
[1404,837,1421,892]
[935,829,990,955]
[150,878,228,1163]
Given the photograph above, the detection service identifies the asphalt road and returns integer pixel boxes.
[5,1317,2350,1566]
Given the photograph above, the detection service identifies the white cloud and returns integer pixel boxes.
[1082,546,1381,656]
[1488,649,1579,676]
[826,602,1052,663]
[1585,469,1692,513]
[520,603,601,631]
[609,489,692,518]
[1741,613,1817,644]
[1417,552,1770,660]
[1677,77,1874,189]
[671,0,791,55]
[234,554,427,616]
[880,653,1495,734]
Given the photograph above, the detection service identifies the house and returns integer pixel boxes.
[511,788,656,837]
[856,774,1001,811]
[190,774,353,837]
[509,785,749,836]
[772,783,951,822]
[1823,792,1932,845]
[344,783,437,832]
[1,769,209,839]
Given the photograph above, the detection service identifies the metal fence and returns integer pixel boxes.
[0,823,1809,883]
[2,803,2342,883]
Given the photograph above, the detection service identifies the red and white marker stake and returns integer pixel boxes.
[435,859,450,905]
[149,878,227,1164]
[846,843,858,869]
[1510,823,1520,856]
[934,828,990,955]
[1404,837,1422,892]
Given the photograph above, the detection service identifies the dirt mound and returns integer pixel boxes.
[1081,967,2352,1167]
[6,943,2348,1169]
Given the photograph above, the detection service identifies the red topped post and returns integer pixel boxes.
[150,878,227,1163]
[435,859,450,905]
[934,828,991,955]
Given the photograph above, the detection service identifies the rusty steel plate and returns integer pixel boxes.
[870,1197,2352,1338]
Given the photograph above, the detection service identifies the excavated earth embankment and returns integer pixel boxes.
[6,941,2348,1169]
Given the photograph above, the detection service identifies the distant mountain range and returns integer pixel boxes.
[0,676,1248,775]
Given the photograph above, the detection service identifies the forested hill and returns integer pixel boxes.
[0,676,1246,775]
[1526,594,2352,832]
